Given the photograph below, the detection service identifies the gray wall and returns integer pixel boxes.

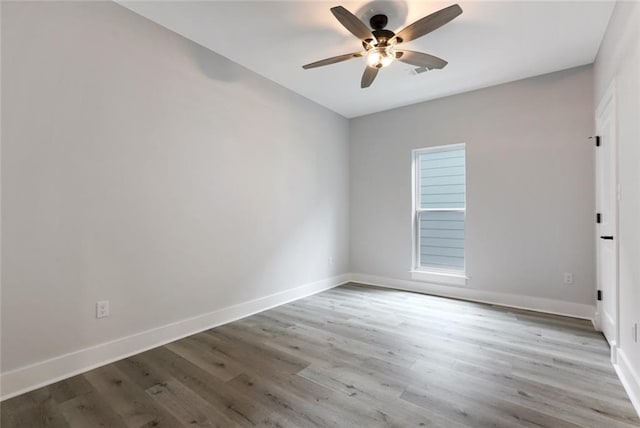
[594,1,640,402]
[350,66,595,305]
[1,1,349,373]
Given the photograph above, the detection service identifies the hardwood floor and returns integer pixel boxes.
[2,283,639,427]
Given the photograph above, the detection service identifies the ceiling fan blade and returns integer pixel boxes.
[331,6,374,41]
[302,52,365,69]
[395,50,448,69]
[392,4,462,44]
[361,66,379,88]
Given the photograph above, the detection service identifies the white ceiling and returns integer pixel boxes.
[119,1,614,118]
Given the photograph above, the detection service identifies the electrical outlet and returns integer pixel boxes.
[96,300,110,319]
[328,257,334,265]
[563,272,574,285]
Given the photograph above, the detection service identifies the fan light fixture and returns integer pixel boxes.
[366,46,395,69]
[302,4,462,88]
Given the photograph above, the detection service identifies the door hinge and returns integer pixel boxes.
[597,290,602,301]
[596,213,601,224]
[590,135,601,146]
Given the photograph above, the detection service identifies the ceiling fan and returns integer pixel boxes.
[302,4,463,88]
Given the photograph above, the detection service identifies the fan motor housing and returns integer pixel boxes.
[373,29,396,44]
[367,14,399,46]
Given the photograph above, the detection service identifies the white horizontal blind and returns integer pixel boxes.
[416,145,465,272]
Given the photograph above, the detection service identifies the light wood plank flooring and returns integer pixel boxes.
[2,283,639,427]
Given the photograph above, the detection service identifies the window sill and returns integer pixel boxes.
[410,270,468,287]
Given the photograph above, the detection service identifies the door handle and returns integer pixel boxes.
[600,236,614,240]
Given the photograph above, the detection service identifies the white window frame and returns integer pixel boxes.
[411,143,467,286]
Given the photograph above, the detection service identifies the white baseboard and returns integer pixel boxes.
[592,310,602,331]
[0,274,350,401]
[350,272,596,320]
[613,348,640,418]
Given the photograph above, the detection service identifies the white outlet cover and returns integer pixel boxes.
[96,300,110,319]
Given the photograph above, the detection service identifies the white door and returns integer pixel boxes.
[595,84,618,347]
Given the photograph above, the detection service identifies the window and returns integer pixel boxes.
[412,144,466,280]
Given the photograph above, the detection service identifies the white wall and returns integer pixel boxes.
[1,0,349,388]
[350,66,596,310]
[594,1,640,414]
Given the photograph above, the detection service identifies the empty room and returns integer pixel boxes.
[1,0,639,427]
